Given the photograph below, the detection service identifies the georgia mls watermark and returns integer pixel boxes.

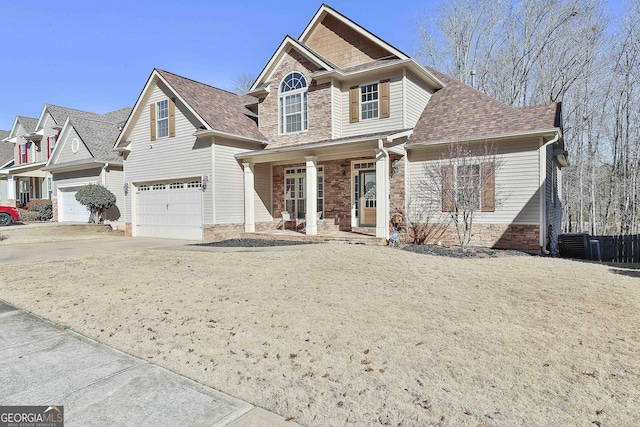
[0,406,63,427]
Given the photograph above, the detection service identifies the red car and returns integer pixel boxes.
[0,205,20,226]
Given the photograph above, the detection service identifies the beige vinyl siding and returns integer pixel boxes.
[57,127,92,163]
[213,139,266,224]
[104,166,124,221]
[341,71,403,137]
[123,82,212,223]
[331,82,342,139]
[408,138,541,225]
[405,71,433,128]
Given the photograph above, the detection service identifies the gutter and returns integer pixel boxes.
[539,131,560,255]
[407,128,561,149]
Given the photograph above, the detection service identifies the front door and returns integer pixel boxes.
[359,171,376,226]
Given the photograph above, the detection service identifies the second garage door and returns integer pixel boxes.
[58,188,91,223]
[136,181,203,240]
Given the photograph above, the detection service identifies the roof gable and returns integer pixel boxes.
[249,36,335,93]
[7,116,37,139]
[116,69,265,149]
[299,4,408,68]
[410,67,561,145]
[36,104,103,131]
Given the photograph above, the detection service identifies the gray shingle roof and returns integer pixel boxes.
[410,67,561,145]
[156,69,265,141]
[0,130,12,165]
[69,116,126,163]
[16,116,38,135]
[46,104,104,126]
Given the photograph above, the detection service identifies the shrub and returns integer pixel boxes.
[19,209,41,221]
[25,199,53,221]
[75,184,116,224]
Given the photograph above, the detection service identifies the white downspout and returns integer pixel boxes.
[102,163,109,186]
[539,132,560,255]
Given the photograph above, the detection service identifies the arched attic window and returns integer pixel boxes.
[279,72,308,134]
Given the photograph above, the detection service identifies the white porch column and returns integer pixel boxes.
[375,146,390,239]
[305,156,318,236]
[7,175,15,201]
[243,162,255,233]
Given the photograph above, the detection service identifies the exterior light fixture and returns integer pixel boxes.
[123,182,129,195]
[202,175,209,190]
[340,162,346,176]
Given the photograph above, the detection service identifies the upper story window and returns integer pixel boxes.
[360,83,379,120]
[47,135,57,158]
[279,72,308,134]
[350,79,390,123]
[19,143,28,164]
[156,99,169,138]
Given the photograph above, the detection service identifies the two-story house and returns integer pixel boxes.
[115,4,567,253]
[0,116,41,206]
[0,105,131,225]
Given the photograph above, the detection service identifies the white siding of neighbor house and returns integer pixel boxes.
[104,166,124,221]
[0,180,7,205]
[331,82,342,139]
[57,127,92,163]
[53,168,102,190]
[405,71,433,128]
[123,82,212,223]
[407,138,541,225]
[38,113,59,163]
[214,139,270,224]
[340,70,404,138]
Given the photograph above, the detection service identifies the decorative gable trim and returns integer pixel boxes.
[249,36,334,93]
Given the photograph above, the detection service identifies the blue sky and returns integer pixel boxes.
[0,1,626,131]
[0,0,434,130]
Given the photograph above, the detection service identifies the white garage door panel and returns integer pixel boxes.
[136,186,203,240]
[59,188,91,223]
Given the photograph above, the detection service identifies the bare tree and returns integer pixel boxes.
[231,72,257,95]
[416,143,503,251]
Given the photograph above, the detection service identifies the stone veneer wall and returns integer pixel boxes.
[258,50,332,148]
[420,223,540,253]
[51,199,58,222]
[389,154,405,217]
[204,222,272,242]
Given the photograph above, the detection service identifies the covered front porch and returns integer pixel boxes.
[236,130,410,241]
[0,162,48,206]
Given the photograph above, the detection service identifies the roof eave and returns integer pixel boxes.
[42,159,115,173]
[313,59,445,89]
[192,129,267,145]
[408,128,562,149]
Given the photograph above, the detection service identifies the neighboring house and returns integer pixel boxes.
[42,107,131,223]
[0,116,40,206]
[116,4,567,253]
[0,130,13,205]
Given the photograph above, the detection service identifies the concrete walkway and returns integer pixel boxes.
[0,300,300,426]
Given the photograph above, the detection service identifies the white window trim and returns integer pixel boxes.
[360,81,379,121]
[278,72,308,135]
[156,99,169,139]
[284,167,323,219]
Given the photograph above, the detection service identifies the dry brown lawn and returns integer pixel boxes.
[1,233,638,426]
[0,224,122,245]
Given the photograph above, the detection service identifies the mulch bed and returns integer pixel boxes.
[401,243,530,258]
[191,238,315,247]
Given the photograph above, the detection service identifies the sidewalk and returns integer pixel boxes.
[0,300,300,426]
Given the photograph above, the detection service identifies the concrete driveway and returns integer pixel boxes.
[0,235,198,265]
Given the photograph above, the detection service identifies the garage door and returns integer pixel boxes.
[58,188,91,223]
[135,181,203,240]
